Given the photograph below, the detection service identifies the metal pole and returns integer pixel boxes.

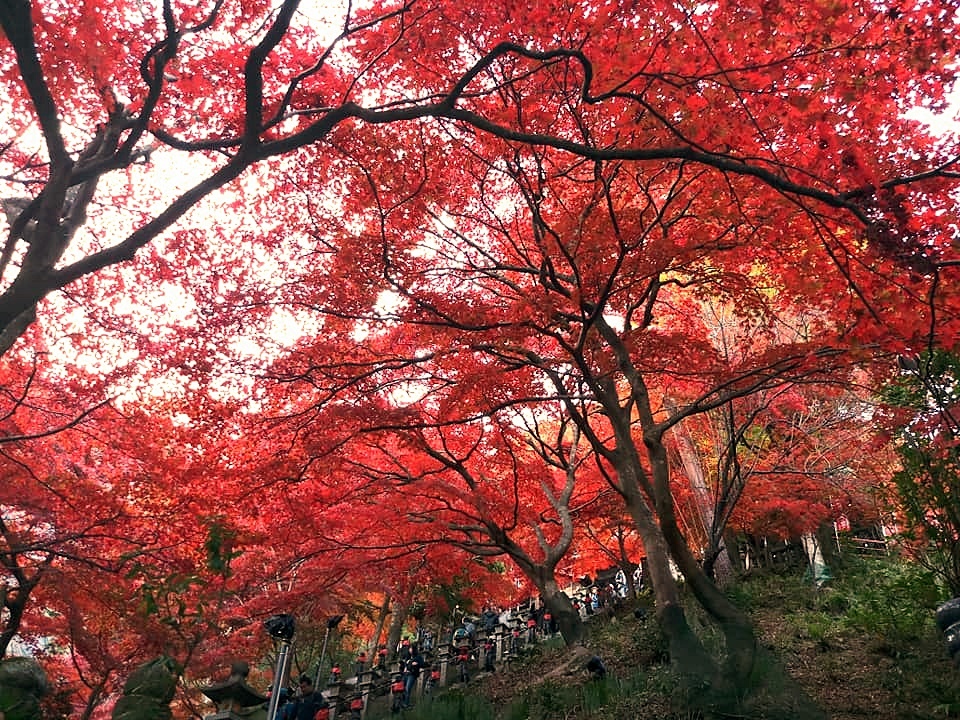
[264,614,296,720]
[314,615,344,685]
[266,638,293,720]
[315,626,332,685]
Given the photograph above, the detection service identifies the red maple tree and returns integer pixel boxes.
[2,1,959,714]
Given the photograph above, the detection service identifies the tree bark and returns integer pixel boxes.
[369,594,391,655]
[540,579,585,646]
[647,431,759,687]
[669,405,735,586]
[385,596,409,661]
[619,482,719,683]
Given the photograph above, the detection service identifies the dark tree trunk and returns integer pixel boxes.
[369,594,391,655]
[385,596,408,661]
[540,581,585,646]
[620,488,720,682]
[815,521,843,572]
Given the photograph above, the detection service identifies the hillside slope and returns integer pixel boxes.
[386,558,960,719]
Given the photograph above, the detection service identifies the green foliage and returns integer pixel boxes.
[730,557,960,716]
[880,349,960,596]
[403,688,495,720]
[123,516,241,652]
[0,657,47,720]
[784,610,840,647]
[111,658,179,720]
[735,555,939,650]
[420,572,482,620]
[831,556,940,648]
[516,680,579,718]
[371,560,960,718]
[204,516,241,575]
[579,676,614,712]
[121,657,178,702]
[110,695,172,720]
[501,675,666,720]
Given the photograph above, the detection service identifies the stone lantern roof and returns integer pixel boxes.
[201,661,268,720]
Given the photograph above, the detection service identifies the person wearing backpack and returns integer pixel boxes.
[291,676,329,720]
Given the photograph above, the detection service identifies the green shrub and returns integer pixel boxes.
[403,689,495,720]
[828,555,940,648]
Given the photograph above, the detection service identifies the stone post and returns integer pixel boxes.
[437,644,451,686]
[356,673,373,720]
[494,626,505,662]
[325,683,341,720]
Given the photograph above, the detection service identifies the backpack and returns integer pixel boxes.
[291,694,327,720]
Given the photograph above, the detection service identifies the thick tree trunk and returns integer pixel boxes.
[592,316,828,716]
[723,529,746,574]
[369,594,391,655]
[540,579,585,646]
[647,434,759,686]
[620,488,719,683]
[385,597,408,661]
[650,446,828,718]
[815,521,843,573]
[660,511,757,685]
[505,556,587,647]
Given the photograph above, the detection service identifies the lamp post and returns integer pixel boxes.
[315,615,345,685]
[264,614,295,720]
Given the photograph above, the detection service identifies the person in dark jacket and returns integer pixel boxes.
[585,656,606,680]
[291,676,329,720]
[401,645,425,707]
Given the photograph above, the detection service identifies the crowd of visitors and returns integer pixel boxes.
[271,577,636,717]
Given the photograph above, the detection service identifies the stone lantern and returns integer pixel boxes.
[201,661,269,720]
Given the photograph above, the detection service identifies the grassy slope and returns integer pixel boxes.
[385,555,960,719]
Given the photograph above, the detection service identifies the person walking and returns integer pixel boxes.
[401,644,425,708]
